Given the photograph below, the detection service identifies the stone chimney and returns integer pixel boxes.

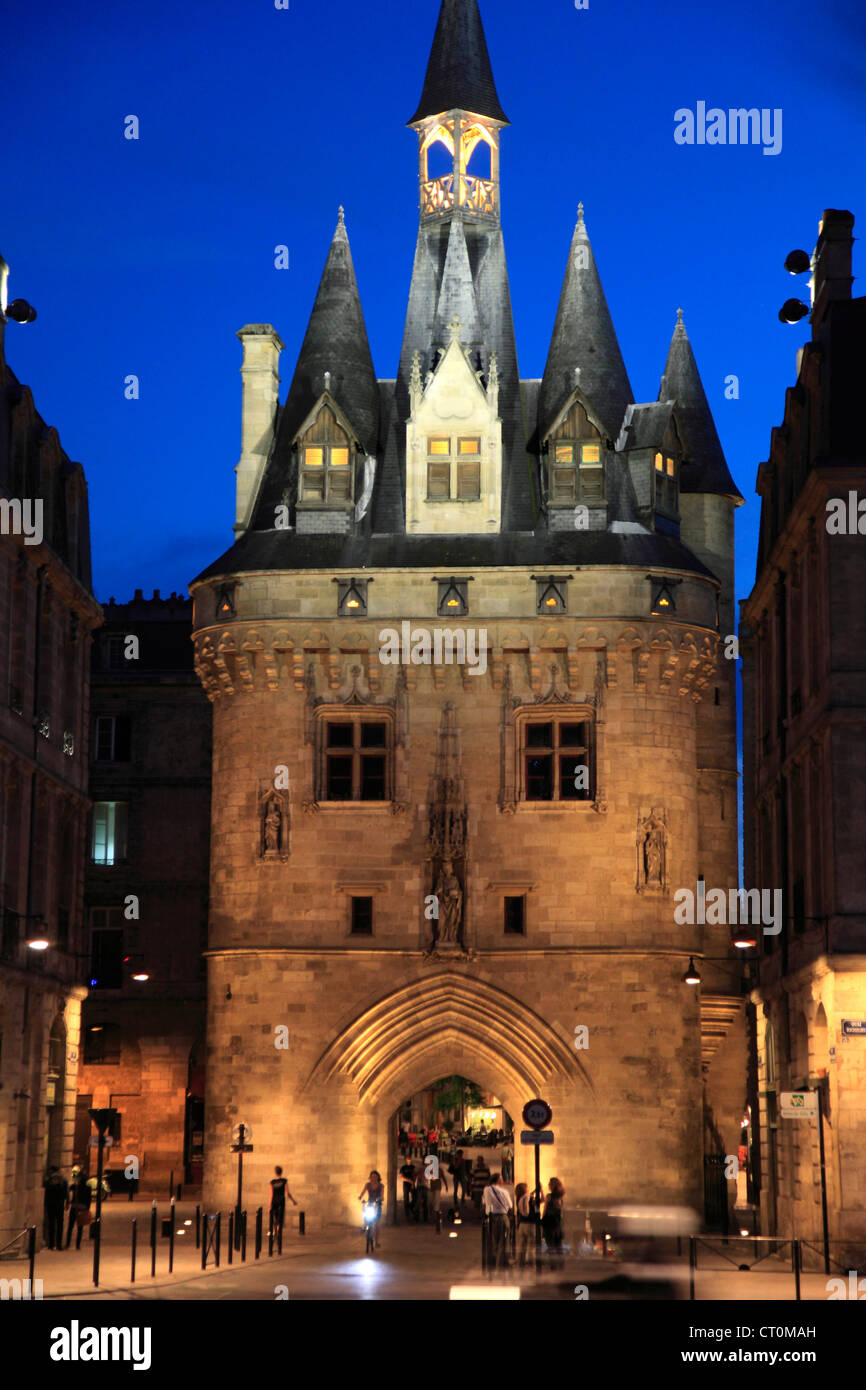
[811,209,854,333]
[235,324,284,532]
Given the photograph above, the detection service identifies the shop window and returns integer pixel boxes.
[83,1022,121,1065]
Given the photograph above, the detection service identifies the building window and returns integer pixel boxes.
[520,717,593,802]
[504,896,525,935]
[321,718,391,802]
[436,577,470,617]
[106,635,127,671]
[89,928,124,990]
[91,803,129,865]
[299,407,353,504]
[351,896,373,935]
[94,715,132,763]
[426,436,481,501]
[335,578,370,617]
[549,402,603,504]
[83,1022,121,1065]
[654,452,679,514]
[535,576,570,614]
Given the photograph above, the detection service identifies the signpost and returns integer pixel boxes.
[842,1019,866,1037]
[230,1123,254,1251]
[780,1088,829,1272]
[522,1100,553,1272]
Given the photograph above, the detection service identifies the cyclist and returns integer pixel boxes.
[358,1170,384,1248]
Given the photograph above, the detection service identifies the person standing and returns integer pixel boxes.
[64,1166,83,1249]
[514,1183,533,1267]
[43,1166,68,1250]
[482,1173,513,1271]
[72,1172,93,1249]
[414,1165,429,1223]
[269,1165,298,1238]
[501,1137,514,1184]
[471,1154,491,1211]
[429,1161,449,1219]
[541,1177,565,1269]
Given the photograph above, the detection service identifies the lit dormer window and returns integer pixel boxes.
[654,453,678,515]
[298,405,353,505]
[426,436,481,501]
[549,403,603,504]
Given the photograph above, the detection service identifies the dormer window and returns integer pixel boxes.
[654,453,678,515]
[427,436,481,501]
[298,405,354,506]
[549,403,603,505]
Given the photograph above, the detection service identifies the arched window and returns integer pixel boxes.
[299,406,353,505]
[426,139,453,180]
[549,402,603,505]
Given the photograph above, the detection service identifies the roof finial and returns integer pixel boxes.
[676,307,684,326]
[447,314,462,345]
[577,202,585,225]
[337,205,345,226]
[324,370,332,394]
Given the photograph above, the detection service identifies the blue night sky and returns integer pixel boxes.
[2,0,865,608]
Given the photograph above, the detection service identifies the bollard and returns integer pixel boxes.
[131,1219,137,1283]
[227,1212,234,1265]
[689,1236,696,1301]
[169,1198,176,1274]
[201,1217,209,1271]
[435,1210,442,1235]
[195,1204,201,1250]
[215,1211,221,1268]
[793,1239,801,1302]
[241,1210,247,1263]
[298,1210,305,1237]
[150,1202,157,1278]
[277,1217,283,1255]
[268,1220,274,1257]
[255,1207,262,1260]
[28,1225,36,1289]
[481,1215,488,1273]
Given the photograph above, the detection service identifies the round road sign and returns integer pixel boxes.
[231,1122,253,1144]
[522,1098,552,1130]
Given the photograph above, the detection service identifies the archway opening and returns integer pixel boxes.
[391,1075,514,1228]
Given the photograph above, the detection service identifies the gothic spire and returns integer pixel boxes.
[281,209,379,456]
[432,217,482,352]
[538,209,633,444]
[409,0,509,126]
[659,311,742,500]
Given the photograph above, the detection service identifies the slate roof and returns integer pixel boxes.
[659,311,743,501]
[619,401,677,451]
[193,524,716,585]
[538,208,634,444]
[409,0,509,126]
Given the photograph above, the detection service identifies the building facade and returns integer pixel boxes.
[0,252,102,1249]
[741,209,866,1260]
[79,591,211,1193]
[193,0,746,1226]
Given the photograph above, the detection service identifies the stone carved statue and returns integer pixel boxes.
[637,807,667,891]
[264,801,281,855]
[436,859,463,942]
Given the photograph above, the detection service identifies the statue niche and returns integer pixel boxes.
[260,788,289,862]
[426,706,468,954]
[636,806,667,892]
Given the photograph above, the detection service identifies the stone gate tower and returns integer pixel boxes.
[192,0,747,1225]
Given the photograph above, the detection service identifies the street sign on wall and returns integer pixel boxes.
[780,1091,819,1119]
[842,1020,866,1036]
[520,1130,554,1145]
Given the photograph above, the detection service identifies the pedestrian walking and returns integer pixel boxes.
[399,1158,416,1221]
[64,1165,82,1249]
[482,1173,513,1271]
[43,1166,68,1250]
[448,1148,468,1204]
[414,1165,429,1223]
[429,1162,449,1218]
[471,1154,491,1211]
[71,1172,93,1249]
[269,1165,298,1238]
